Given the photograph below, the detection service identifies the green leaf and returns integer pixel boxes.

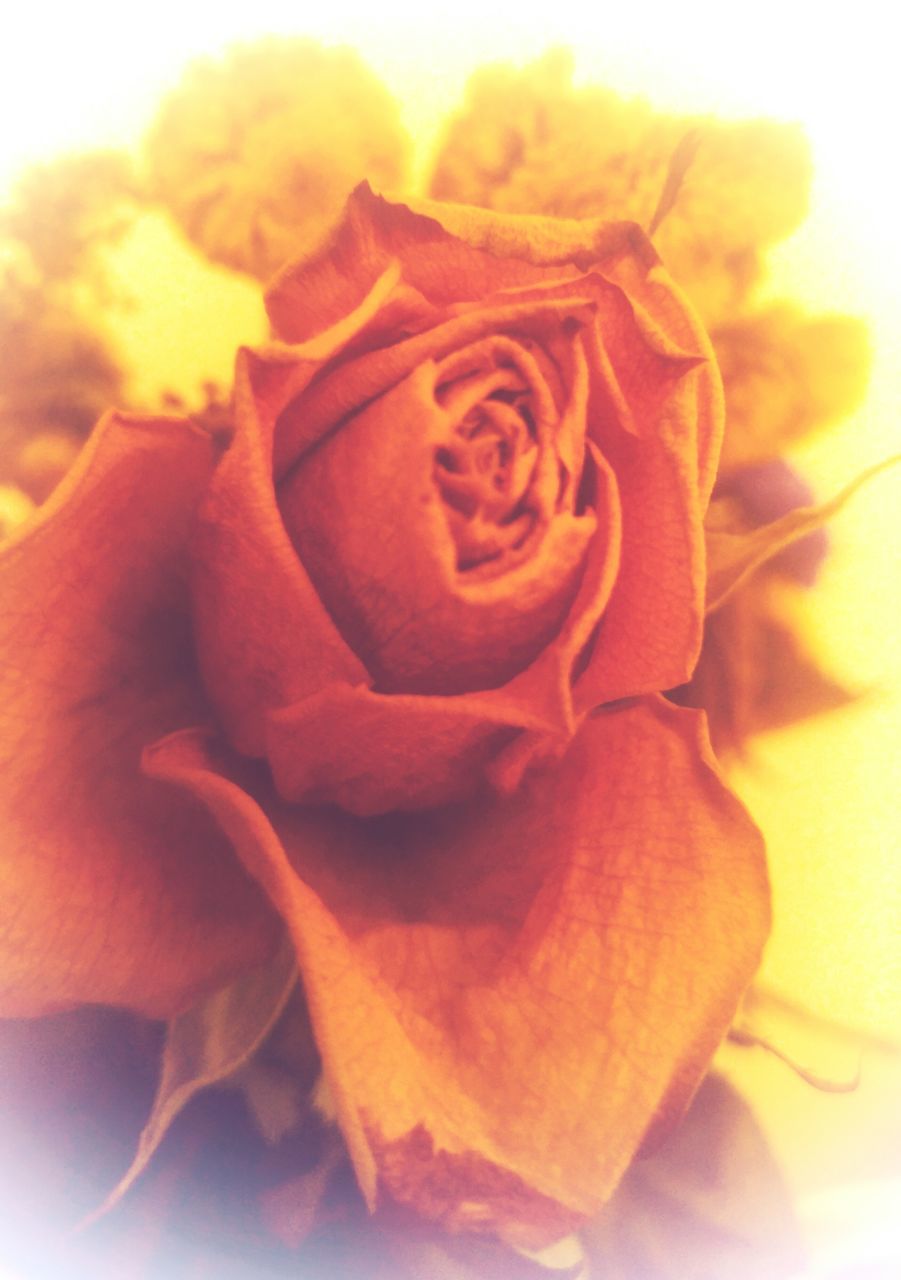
[706,457,900,613]
[84,937,297,1224]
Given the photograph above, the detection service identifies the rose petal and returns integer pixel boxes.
[264,451,621,817]
[596,250,723,506]
[272,293,594,478]
[145,697,768,1247]
[191,274,396,752]
[0,412,278,1017]
[266,184,582,342]
[263,445,622,816]
[273,267,692,478]
[266,184,678,341]
[264,681,563,816]
[196,270,632,780]
[572,269,723,709]
[411,194,653,275]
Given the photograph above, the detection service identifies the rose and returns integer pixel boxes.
[191,186,723,815]
[0,186,768,1250]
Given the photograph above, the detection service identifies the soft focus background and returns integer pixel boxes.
[1,3,899,1275]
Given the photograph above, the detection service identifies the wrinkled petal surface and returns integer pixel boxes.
[146,697,768,1247]
[265,681,560,816]
[191,274,401,752]
[0,412,278,1017]
[278,356,597,696]
[573,267,722,708]
[204,190,722,808]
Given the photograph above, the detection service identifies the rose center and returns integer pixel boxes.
[434,379,542,574]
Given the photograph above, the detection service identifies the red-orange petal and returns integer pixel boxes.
[264,681,563,816]
[266,185,566,342]
[0,412,279,1018]
[599,249,723,507]
[573,268,723,708]
[192,345,371,756]
[265,443,624,817]
[145,697,768,1247]
[266,184,666,340]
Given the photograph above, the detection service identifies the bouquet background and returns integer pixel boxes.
[0,5,898,1277]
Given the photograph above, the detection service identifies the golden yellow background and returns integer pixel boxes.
[2,4,898,1270]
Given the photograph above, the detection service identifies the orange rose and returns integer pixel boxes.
[0,186,768,1249]
[193,187,723,812]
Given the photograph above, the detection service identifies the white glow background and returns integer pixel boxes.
[1,3,899,1275]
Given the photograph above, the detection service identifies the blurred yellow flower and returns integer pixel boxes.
[146,38,410,281]
[715,307,870,470]
[430,50,811,323]
[0,278,125,500]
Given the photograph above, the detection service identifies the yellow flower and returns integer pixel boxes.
[146,39,410,281]
[430,49,811,328]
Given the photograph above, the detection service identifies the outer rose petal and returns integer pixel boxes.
[266,182,648,341]
[264,682,559,816]
[145,698,768,1247]
[573,270,722,709]
[0,412,278,1018]
[263,450,622,815]
[191,270,403,752]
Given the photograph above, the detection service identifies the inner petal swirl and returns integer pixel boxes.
[432,335,565,580]
[277,322,601,696]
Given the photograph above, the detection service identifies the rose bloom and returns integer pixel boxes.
[0,186,767,1250]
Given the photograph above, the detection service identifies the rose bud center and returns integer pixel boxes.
[276,322,599,697]
[435,358,545,574]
